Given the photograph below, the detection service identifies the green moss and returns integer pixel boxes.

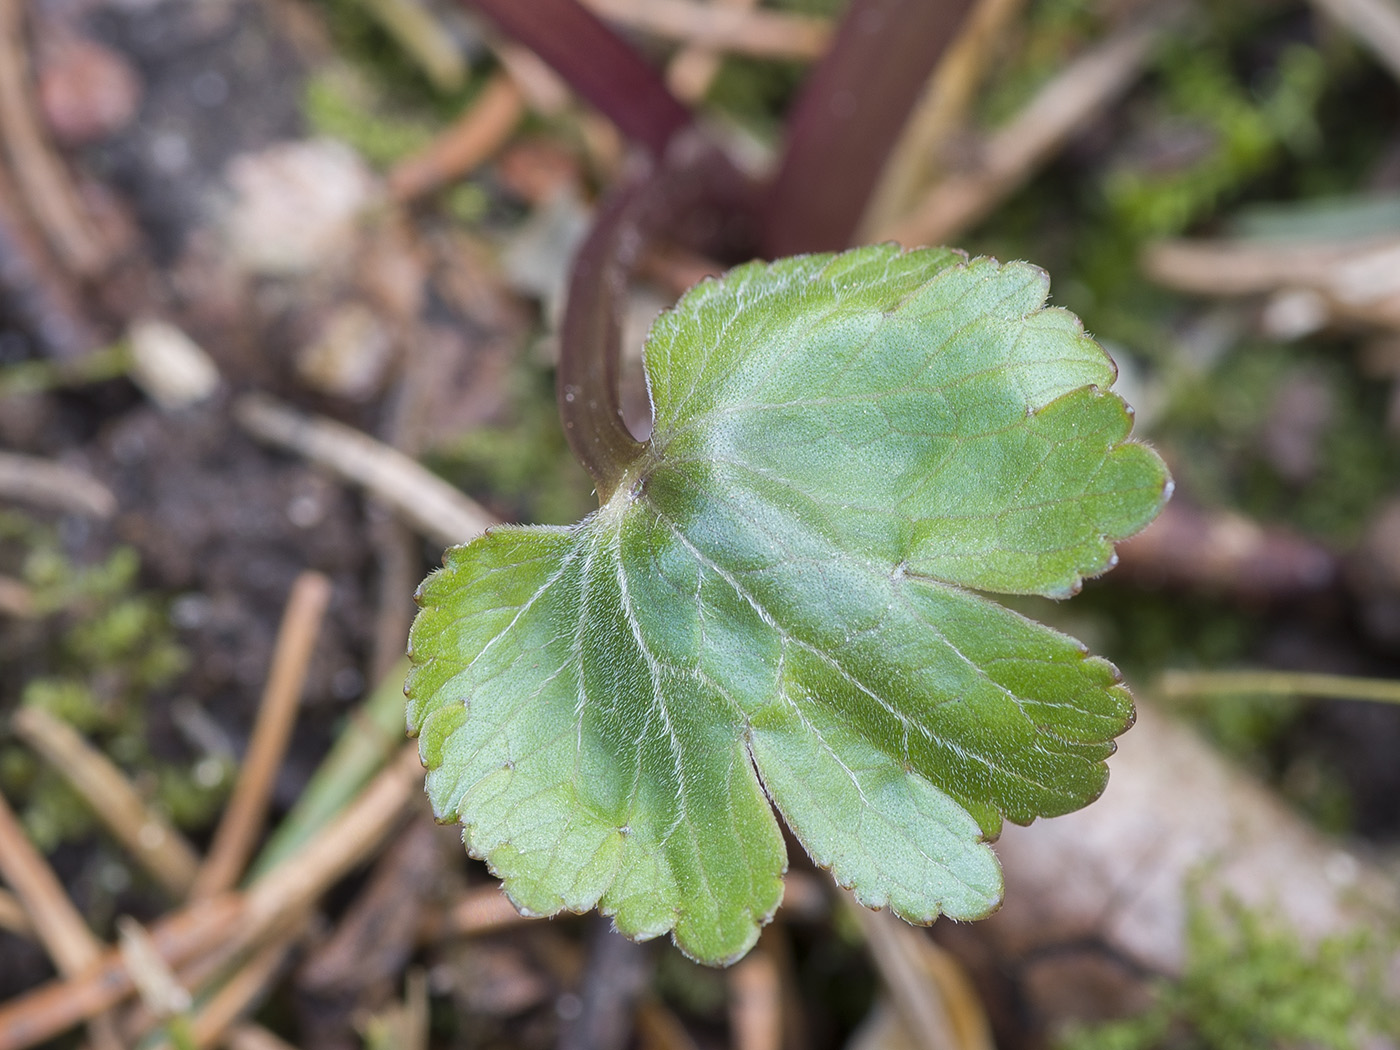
[303,66,436,167]
[978,0,1104,127]
[1105,42,1326,239]
[1154,348,1399,545]
[1062,896,1398,1050]
[0,515,226,858]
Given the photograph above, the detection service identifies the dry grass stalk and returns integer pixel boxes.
[0,791,124,1050]
[1142,235,1400,332]
[0,0,108,275]
[664,0,760,102]
[192,571,333,899]
[152,932,300,1050]
[0,452,117,519]
[356,0,464,93]
[1309,0,1400,84]
[728,947,781,1050]
[494,44,571,114]
[0,575,34,618]
[11,706,201,896]
[389,72,527,203]
[117,915,194,1019]
[579,0,830,60]
[878,16,1164,247]
[0,894,243,1050]
[846,898,994,1050]
[0,745,422,1050]
[0,889,33,937]
[439,884,531,938]
[235,392,493,548]
[222,1024,302,1050]
[861,0,1027,237]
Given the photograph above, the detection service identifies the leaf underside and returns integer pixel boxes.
[408,246,1171,965]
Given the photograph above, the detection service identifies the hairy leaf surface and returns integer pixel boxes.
[408,245,1171,965]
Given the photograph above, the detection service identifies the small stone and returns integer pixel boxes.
[126,318,221,410]
[295,303,395,400]
[37,35,143,146]
[221,140,379,277]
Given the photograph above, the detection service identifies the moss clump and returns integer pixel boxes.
[0,514,228,853]
[1062,896,1399,1050]
[1104,41,1326,239]
[302,66,436,168]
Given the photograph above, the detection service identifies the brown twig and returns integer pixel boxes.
[223,1025,302,1050]
[0,791,125,1050]
[0,0,108,276]
[728,947,781,1050]
[0,793,97,972]
[388,72,526,203]
[0,162,101,360]
[11,706,202,896]
[297,818,442,998]
[1309,0,1400,84]
[664,0,759,102]
[192,571,332,899]
[367,504,420,685]
[579,0,829,60]
[1142,235,1400,296]
[0,747,423,1050]
[845,899,964,1050]
[1115,501,1339,602]
[159,931,300,1050]
[558,919,653,1050]
[634,999,701,1050]
[0,574,34,617]
[437,884,531,938]
[0,894,244,1050]
[879,15,1166,247]
[237,744,424,955]
[234,392,493,548]
[0,451,116,518]
[777,871,829,924]
[0,888,33,937]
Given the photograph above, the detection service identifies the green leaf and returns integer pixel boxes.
[408,245,1171,965]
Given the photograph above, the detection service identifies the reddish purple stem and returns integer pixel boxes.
[465,0,693,159]
[763,0,978,256]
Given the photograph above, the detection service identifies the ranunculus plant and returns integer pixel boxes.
[407,244,1170,965]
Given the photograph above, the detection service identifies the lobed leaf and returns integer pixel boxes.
[408,245,1171,965]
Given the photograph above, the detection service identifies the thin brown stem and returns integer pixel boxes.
[0,0,108,275]
[0,895,244,1050]
[1157,670,1400,706]
[192,571,332,899]
[11,706,201,896]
